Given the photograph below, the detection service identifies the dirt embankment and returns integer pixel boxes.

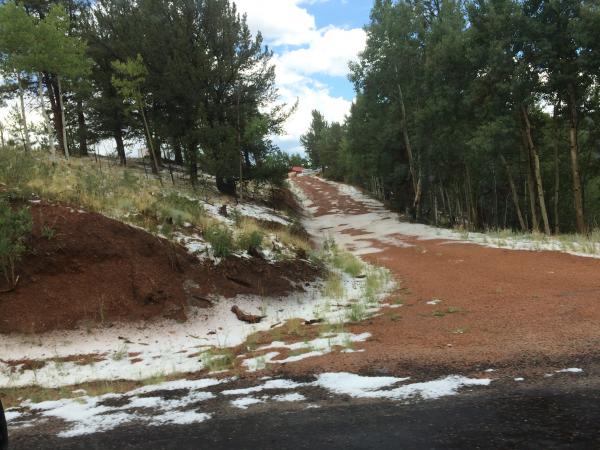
[0,202,320,334]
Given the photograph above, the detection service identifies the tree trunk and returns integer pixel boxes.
[173,138,183,165]
[395,65,420,213]
[521,128,538,232]
[521,106,550,234]
[56,75,69,158]
[114,128,126,165]
[138,95,160,177]
[566,85,586,234]
[38,73,55,157]
[76,98,88,156]
[216,174,236,196]
[500,154,527,231]
[43,73,65,154]
[553,104,560,234]
[17,73,32,152]
[186,141,198,186]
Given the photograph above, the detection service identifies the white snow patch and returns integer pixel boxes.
[514,377,524,382]
[313,373,491,400]
[221,379,305,396]
[5,410,22,422]
[556,368,583,373]
[19,376,219,437]
[152,411,211,426]
[242,332,372,371]
[230,397,264,409]
[290,177,600,259]
[272,392,306,402]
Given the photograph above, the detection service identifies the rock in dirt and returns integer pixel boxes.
[248,246,265,259]
[231,305,265,324]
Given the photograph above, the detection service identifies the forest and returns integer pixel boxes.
[302,0,600,234]
[0,0,300,195]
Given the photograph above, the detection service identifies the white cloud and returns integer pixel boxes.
[276,26,366,77]
[234,0,366,154]
[233,0,318,46]
[275,80,352,146]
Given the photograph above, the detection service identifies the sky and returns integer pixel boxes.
[0,0,372,157]
[234,0,371,155]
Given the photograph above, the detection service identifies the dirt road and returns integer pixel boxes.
[290,175,600,377]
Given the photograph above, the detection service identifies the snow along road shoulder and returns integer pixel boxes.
[289,176,600,259]
[6,372,493,439]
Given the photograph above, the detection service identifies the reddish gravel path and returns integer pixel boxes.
[287,175,600,376]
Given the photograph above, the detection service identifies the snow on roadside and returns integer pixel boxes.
[177,192,291,226]
[6,371,492,437]
[240,332,372,372]
[12,377,224,437]
[290,176,600,259]
[0,273,370,388]
[314,373,492,401]
[556,368,583,374]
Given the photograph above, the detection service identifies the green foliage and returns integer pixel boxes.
[41,225,55,240]
[0,147,35,195]
[301,0,600,234]
[0,200,31,288]
[322,271,344,299]
[111,54,147,108]
[202,348,235,372]
[330,250,364,278]
[236,230,264,251]
[204,224,234,258]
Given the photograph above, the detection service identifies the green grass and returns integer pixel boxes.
[322,271,344,299]
[346,302,366,322]
[202,348,235,372]
[203,224,234,257]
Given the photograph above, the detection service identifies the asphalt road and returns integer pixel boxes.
[11,386,600,450]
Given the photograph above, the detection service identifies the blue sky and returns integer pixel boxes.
[235,0,372,154]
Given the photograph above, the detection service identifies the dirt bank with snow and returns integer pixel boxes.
[0,201,320,334]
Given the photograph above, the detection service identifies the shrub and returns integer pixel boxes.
[0,201,32,289]
[331,251,364,277]
[322,271,344,299]
[237,230,264,251]
[0,147,35,196]
[204,224,234,257]
[289,219,307,237]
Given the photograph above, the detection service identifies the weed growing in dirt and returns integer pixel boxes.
[41,225,55,240]
[433,307,461,318]
[204,224,234,257]
[112,345,128,361]
[331,251,364,277]
[320,320,345,335]
[0,201,32,289]
[286,318,307,337]
[320,238,365,277]
[236,229,264,251]
[322,272,344,299]
[0,147,35,196]
[346,302,366,322]
[203,348,235,372]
